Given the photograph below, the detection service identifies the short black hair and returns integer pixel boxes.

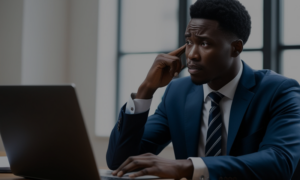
[190,0,251,44]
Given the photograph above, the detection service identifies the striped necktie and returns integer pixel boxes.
[205,91,224,157]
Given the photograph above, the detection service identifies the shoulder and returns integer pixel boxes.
[167,76,196,92]
[251,69,300,107]
[253,69,299,90]
[169,76,193,86]
[162,76,199,100]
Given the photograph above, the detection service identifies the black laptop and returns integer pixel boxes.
[0,85,102,180]
[0,85,158,180]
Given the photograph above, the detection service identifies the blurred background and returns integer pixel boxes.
[0,0,299,167]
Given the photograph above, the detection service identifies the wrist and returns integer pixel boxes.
[136,82,156,99]
[180,159,194,179]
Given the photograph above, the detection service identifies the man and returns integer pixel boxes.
[106,0,300,179]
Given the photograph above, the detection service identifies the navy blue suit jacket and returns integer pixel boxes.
[107,62,300,180]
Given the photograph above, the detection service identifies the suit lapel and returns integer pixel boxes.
[226,61,256,154]
[184,85,203,157]
[226,84,254,154]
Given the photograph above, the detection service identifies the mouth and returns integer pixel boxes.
[187,65,204,75]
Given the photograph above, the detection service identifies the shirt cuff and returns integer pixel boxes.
[125,93,152,114]
[188,157,209,180]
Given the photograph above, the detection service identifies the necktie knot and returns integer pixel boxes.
[208,92,224,106]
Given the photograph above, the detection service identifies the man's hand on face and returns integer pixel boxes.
[111,153,194,179]
[136,45,186,99]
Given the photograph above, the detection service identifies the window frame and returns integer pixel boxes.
[114,0,300,120]
[264,0,300,72]
[115,0,187,118]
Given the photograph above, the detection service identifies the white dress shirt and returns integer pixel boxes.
[125,60,243,180]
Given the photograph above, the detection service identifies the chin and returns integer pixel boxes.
[190,76,210,85]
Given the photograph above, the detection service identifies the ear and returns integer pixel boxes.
[231,39,243,57]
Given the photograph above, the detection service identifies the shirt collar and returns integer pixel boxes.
[203,60,243,101]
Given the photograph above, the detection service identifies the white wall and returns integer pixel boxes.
[21,0,69,84]
[0,0,175,167]
[0,0,23,85]
[95,0,118,137]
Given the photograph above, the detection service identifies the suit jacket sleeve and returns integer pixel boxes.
[202,78,300,180]
[106,82,174,170]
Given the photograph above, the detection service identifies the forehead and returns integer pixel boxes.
[185,18,220,35]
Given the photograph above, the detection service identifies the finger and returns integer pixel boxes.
[138,153,155,157]
[168,60,178,77]
[177,60,187,75]
[112,156,134,175]
[160,53,182,60]
[164,49,185,77]
[128,167,157,178]
[112,154,154,176]
[117,160,150,177]
[168,44,186,57]
[171,56,184,77]
[162,54,182,77]
[175,59,184,77]
[157,56,181,77]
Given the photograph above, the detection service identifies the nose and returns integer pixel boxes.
[187,45,200,61]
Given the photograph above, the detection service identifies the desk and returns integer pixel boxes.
[0,174,26,180]
[0,152,26,180]
[0,171,172,180]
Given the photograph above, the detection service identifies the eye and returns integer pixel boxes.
[185,40,192,45]
[201,42,208,47]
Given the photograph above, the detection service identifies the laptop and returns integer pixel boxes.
[0,85,158,180]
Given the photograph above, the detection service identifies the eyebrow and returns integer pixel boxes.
[184,33,191,37]
[185,33,213,40]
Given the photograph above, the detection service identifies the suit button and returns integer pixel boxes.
[200,175,205,180]
[131,107,134,111]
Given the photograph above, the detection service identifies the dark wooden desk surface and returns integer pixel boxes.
[0,171,175,180]
[0,173,26,180]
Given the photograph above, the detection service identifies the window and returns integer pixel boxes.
[282,50,300,82]
[280,0,300,82]
[239,0,263,70]
[96,0,300,136]
[117,0,180,116]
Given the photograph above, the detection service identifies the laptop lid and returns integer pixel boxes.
[0,85,100,180]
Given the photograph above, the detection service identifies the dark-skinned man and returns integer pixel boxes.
[106,0,300,179]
